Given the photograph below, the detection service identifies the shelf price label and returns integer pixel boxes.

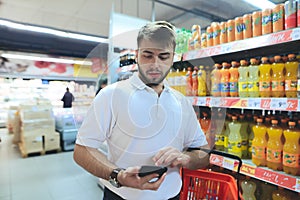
[248,98,261,109]
[210,98,221,107]
[210,154,223,166]
[270,98,287,110]
[206,97,211,107]
[260,98,271,109]
[286,99,298,111]
[291,27,300,40]
[296,178,300,192]
[240,164,256,176]
[222,158,236,171]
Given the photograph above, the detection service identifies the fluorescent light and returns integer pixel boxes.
[1,53,92,65]
[243,0,276,10]
[0,19,107,43]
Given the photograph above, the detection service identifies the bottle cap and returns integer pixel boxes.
[257,118,263,123]
[240,60,248,66]
[271,120,278,124]
[232,116,238,120]
[250,58,258,65]
[261,57,269,63]
[274,55,282,62]
[288,121,296,126]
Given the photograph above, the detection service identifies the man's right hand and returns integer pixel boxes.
[117,166,166,190]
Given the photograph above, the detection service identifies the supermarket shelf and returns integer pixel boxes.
[187,96,300,111]
[210,154,300,193]
[182,27,300,63]
[116,64,137,73]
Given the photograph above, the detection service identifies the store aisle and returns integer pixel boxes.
[0,128,103,200]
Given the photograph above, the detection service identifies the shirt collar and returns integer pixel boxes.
[130,72,171,92]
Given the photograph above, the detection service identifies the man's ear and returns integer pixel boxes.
[135,49,138,64]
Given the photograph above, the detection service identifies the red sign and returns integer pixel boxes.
[240,164,256,176]
[260,99,271,109]
[286,99,298,111]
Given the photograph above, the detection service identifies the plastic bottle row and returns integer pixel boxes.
[187,1,300,51]
[197,108,300,176]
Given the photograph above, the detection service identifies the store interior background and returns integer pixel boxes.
[1,0,299,200]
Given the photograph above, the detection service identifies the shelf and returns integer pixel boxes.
[182,27,300,63]
[210,154,300,193]
[187,96,300,111]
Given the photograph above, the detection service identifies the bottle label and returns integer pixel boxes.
[238,81,248,92]
[221,82,230,93]
[271,80,284,91]
[241,140,248,151]
[262,15,272,26]
[224,136,228,148]
[215,135,224,146]
[228,141,242,154]
[285,80,297,91]
[252,146,266,159]
[248,81,259,92]
[259,81,271,91]
[283,152,299,167]
[267,148,282,163]
[248,139,253,153]
[229,82,238,92]
[297,79,300,92]
[212,83,220,93]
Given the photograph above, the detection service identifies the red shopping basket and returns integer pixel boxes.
[180,168,239,200]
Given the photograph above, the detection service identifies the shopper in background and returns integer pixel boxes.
[73,21,209,200]
[95,78,108,96]
[61,87,74,108]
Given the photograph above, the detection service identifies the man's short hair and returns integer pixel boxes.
[137,21,176,51]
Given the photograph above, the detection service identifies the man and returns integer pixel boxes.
[61,87,74,108]
[73,21,209,200]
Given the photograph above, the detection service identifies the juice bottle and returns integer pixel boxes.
[220,21,227,44]
[205,66,211,96]
[271,55,285,97]
[200,112,211,135]
[186,67,193,96]
[252,11,262,37]
[285,0,297,29]
[260,182,277,200]
[285,54,298,98]
[198,66,207,96]
[173,69,180,92]
[228,116,242,158]
[272,4,285,33]
[272,187,293,200]
[229,61,239,97]
[267,120,283,171]
[192,67,198,96]
[248,114,257,158]
[248,58,260,97]
[167,68,175,89]
[252,118,267,166]
[211,22,221,46]
[224,113,232,152]
[262,8,273,35]
[227,19,235,42]
[220,62,230,97]
[235,17,244,41]
[215,112,225,151]
[179,68,187,96]
[241,178,257,200]
[201,33,207,48]
[211,64,222,97]
[239,114,249,158]
[206,26,213,47]
[259,57,272,97]
[283,121,300,176]
[243,14,252,39]
[238,60,249,97]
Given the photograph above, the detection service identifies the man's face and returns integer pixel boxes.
[136,39,174,85]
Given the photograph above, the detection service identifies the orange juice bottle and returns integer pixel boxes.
[198,65,207,96]
[259,57,272,97]
[220,21,227,44]
[262,8,273,35]
[211,64,222,97]
[272,4,285,33]
[238,60,249,97]
[186,67,193,96]
[248,58,260,97]
[252,11,262,37]
[227,19,235,42]
[229,61,239,97]
[201,33,207,48]
[192,67,198,96]
[243,14,252,39]
[285,54,298,98]
[252,118,267,166]
[267,120,283,171]
[283,121,300,176]
[271,55,285,97]
[220,62,230,97]
[235,17,244,41]
[211,22,221,46]
[228,116,242,158]
[206,26,213,47]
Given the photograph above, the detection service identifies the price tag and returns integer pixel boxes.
[223,158,235,171]
[296,178,300,192]
[286,99,298,111]
[210,98,221,107]
[196,97,207,106]
[206,97,211,107]
[240,164,256,176]
[291,27,300,40]
[260,98,271,109]
[248,98,261,109]
[270,98,287,110]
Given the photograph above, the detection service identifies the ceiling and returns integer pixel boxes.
[0,0,286,38]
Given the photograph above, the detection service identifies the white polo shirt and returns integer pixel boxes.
[76,73,207,200]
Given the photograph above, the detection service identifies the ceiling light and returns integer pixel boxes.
[1,53,92,65]
[243,0,276,10]
[0,19,107,43]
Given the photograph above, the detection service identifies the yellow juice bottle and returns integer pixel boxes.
[238,60,249,97]
[239,114,249,158]
[248,58,260,97]
[167,68,175,89]
[179,68,187,95]
[271,55,285,97]
[173,69,180,92]
[267,120,283,171]
[259,57,272,97]
[283,121,300,176]
[252,118,267,166]
[285,54,298,98]
[228,116,242,158]
[198,65,207,96]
